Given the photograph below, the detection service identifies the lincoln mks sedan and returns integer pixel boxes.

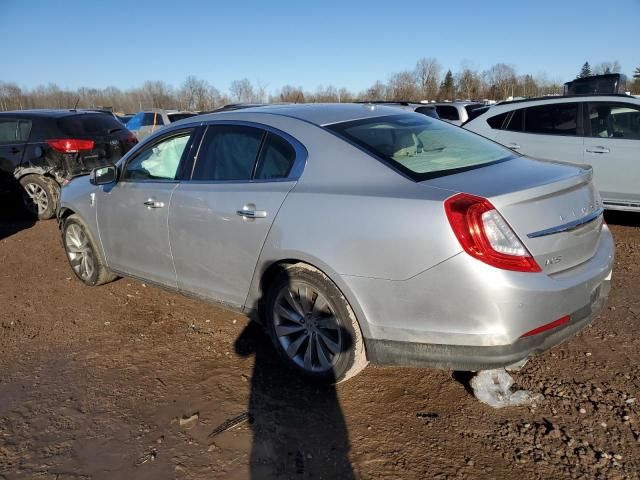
[57,104,614,383]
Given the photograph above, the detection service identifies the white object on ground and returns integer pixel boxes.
[470,369,544,408]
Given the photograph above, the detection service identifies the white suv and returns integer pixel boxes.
[464,95,640,212]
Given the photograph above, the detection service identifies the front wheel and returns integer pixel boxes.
[63,215,117,286]
[265,264,367,384]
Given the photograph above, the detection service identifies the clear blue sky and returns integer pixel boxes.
[1,0,638,94]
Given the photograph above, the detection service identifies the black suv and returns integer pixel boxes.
[0,110,137,219]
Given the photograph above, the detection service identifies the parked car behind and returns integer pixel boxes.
[58,104,613,384]
[430,101,486,126]
[126,109,196,140]
[356,101,440,119]
[0,110,137,219]
[464,94,640,212]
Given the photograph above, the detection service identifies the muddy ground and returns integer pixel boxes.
[0,209,639,480]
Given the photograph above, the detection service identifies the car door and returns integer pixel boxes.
[169,123,304,307]
[0,117,30,192]
[96,128,196,287]
[583,101,640,208]
[494,102,584,164]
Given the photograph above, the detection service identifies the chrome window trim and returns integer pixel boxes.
[527,208,604,239]
[187,119,308,184]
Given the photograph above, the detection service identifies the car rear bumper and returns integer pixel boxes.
[365,274,610,371]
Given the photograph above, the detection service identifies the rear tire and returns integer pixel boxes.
[264,263,367,384]
[19,174,59,220]
[62,214,117,286]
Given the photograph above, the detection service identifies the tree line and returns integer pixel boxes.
[0,58,637,113]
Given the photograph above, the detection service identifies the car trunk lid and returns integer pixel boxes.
[424,157,604,274]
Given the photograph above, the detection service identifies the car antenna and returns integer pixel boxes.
[72,97,80,112]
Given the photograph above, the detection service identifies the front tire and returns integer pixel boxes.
[62,215,117,286]
[265,264,367,384]
[19,175,59,220]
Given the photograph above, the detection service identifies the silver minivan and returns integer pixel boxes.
[464,95,640,212]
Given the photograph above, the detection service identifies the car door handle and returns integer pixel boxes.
[507,143,521,150]
[237,209,267,219]
[10,147,21,154]
[586,146,610,154]
[143,199,165,209]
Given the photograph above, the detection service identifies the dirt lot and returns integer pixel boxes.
[0,210,639,480]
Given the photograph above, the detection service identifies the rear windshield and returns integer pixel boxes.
[168,113,196,123]
[57,113,124,137]
[327,114,514,181]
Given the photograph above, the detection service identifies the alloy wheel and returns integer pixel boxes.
[65,224,95,281]
[23,182,49,216]
[273,282,342,373]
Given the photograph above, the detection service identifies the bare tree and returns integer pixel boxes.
[593,60,622,75]
[485,63,517,99]
[387,71,418,101]
[229,78,256,103]
[275,85,305,103]
[414,57,441,100]
[456,68,481,100]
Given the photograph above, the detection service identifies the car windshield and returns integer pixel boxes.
[327,114,514,181]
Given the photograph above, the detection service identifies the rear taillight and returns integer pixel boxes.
[47,139,95,153]
[444,193,541,273]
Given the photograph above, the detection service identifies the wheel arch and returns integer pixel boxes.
[245,254,372,339]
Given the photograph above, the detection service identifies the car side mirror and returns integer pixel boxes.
[90,165,117,185]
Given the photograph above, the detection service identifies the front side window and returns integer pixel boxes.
[123,132,191,180]
[524,103,578,136]
[588,103,640,140]
[328,114,514,181]
[192,125,264,181]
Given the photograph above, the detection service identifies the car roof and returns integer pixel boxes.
[192,103,405,126]
[432,101,484,107]
[0,109,101,118]
[496,93,637,106]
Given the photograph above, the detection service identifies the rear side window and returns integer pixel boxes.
[436,105,460,121]
[58,113,123,136]
[486,112,509,129]
[588,103,640,140]
[505,108,524,131]
[328,114,513,181]
[192,125,264,181]
[142,113,165,127]
[0,119,31,143]
[524,104,578,136]
[255,133,296,180]
[168,113,196,123]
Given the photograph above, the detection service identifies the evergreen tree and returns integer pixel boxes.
[578,62,592,78]
[439,70,455,100]
[634,67,640,79]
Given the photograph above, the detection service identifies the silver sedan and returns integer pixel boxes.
[58,104,614,384]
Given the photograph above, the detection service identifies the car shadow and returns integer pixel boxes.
[604,210,640,227]
[235,272,356,478]
[0,193,36,241]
